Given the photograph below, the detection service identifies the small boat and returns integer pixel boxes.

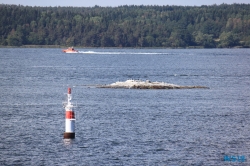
[63,47,78,53]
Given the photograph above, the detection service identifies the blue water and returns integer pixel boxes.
[0,48,250,165]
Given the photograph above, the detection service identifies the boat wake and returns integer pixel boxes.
[78,51,169,55]
[65,52,78,54]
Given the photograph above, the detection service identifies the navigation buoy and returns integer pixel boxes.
[63,87,75,139]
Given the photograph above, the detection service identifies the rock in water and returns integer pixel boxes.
[98,80,209,89]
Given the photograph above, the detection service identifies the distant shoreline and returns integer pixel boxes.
[0,45,247,49]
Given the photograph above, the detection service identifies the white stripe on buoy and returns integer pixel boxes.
[63,87,75,139]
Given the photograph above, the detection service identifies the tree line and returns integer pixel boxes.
[1,4,250,48]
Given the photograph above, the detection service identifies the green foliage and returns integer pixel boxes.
[1,4,250,47]
[7,29,23,46]
[218,32,240,47]
[194,32,216,48]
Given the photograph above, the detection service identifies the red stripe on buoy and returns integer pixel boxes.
[66,111,75,119]
[68,88,71,94]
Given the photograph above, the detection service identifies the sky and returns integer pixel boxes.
[0,0,249,7]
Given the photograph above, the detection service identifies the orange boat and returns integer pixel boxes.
[63,47,78,53]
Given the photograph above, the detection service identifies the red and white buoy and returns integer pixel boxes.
[63,87,75,139]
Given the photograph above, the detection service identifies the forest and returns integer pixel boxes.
[1,4,250,48]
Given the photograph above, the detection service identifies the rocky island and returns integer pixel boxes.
[98,80,209,89]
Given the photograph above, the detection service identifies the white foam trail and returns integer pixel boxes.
[78,51,169,55]
[0,103,61,106]
[32,66,76,68]
[78,51,96,54]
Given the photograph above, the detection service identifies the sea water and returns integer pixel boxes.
[0,48,250,165]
